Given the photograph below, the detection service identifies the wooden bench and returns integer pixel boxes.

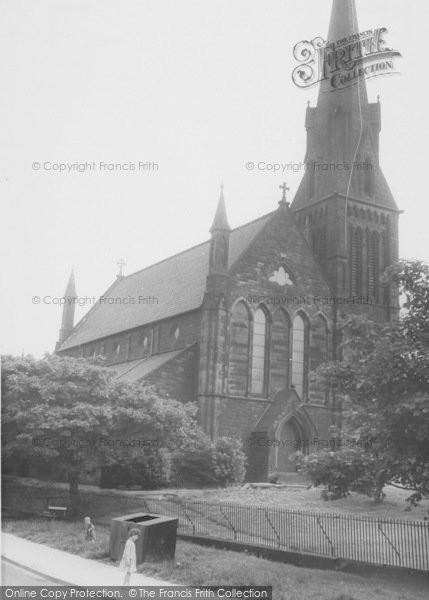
[47,505,68,518]
[40,496,68,520]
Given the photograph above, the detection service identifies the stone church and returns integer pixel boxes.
[56,0,399,480]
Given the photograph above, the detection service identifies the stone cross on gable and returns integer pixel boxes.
[117,258,126,278]
[279,182,290,206]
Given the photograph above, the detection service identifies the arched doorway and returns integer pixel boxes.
[269,417,305,473]
[245,389,317,482]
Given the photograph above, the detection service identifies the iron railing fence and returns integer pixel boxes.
[135,497,429,572]
[3,481,428,572]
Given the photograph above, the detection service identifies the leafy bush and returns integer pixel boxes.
[99,451,171,489]
[294,449,387,502]
[211,437,246,487]
[268,472,280,484]
[173,434,246,488]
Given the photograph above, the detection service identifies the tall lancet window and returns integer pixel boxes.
[368,231,380,302]
[310,315,329,404]
[291,314,307,399]
[308,163,315,199]
[364,156,374,197]
[228,301,250,396]
[330,105,347,157]
[351,227,363,296]
[270,309,290,393]
[217,237,228,268]
[251,308,267,395]
[210,237,228,270]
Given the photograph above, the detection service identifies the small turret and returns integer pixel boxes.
[199,186,232,438]
[209,184,231,274]
[56,269,77,350]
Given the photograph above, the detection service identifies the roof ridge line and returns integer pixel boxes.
[56,276,124,351]
[228,211,277,271]
[121,209,277,281]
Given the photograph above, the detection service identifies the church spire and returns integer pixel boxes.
[317,0,368,112]
[327,0,360,44]
[210,185,231,233]
[56,269,77,350]
[64,268,76,299]
[290,0,399,314]
[291,0,397,211]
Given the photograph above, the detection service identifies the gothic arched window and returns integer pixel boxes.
[251,308,268,395]
[270,309,290,393]
[350,227,363,296]
[330,104,347,156]
[210,237,228,269]
[218,237,228,268]
[308,162,315,198]
[368,231,380,302]
[228,301,250,396]
[363,156,374,196]
[310,315,329,404]
[291,314,308,399]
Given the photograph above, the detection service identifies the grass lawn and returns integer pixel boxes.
[3,519,429,600]
[170,485,429,521]
[8,476,429,521]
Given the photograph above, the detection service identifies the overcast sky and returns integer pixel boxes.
[1,0,427,357]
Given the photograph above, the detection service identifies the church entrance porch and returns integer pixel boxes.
[244,389,317,483]
[268,417,305,473]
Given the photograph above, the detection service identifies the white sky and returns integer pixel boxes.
[1,0,428,357]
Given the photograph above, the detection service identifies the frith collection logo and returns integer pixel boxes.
[292,28,401,90]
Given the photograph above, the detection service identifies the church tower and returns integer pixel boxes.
[198,186,231,437]
[291,0,400,321]
[56,269,77,350]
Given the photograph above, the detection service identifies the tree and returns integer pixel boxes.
[298,260,429,506]
[1,354,201,515]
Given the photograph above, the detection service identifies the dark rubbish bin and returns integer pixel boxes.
[110,512,178,565]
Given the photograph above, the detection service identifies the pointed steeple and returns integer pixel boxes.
[64,268,77,299]
[290,0,399,314]
[314,0,369,175]
[56,269,77,350]
[327,0,360,44]
[210,185,231,233]
[291,0,397,212]
[208,185,231,275]
[317,0,368,112]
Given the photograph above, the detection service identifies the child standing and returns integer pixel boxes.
[119,528,140,585]
[83,516,96,543]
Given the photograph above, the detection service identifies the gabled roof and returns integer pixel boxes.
[58,212,274,350]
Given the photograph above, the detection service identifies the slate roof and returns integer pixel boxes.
[108,349,185,382]
[59,212,274,350]
[107,358,144,378]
